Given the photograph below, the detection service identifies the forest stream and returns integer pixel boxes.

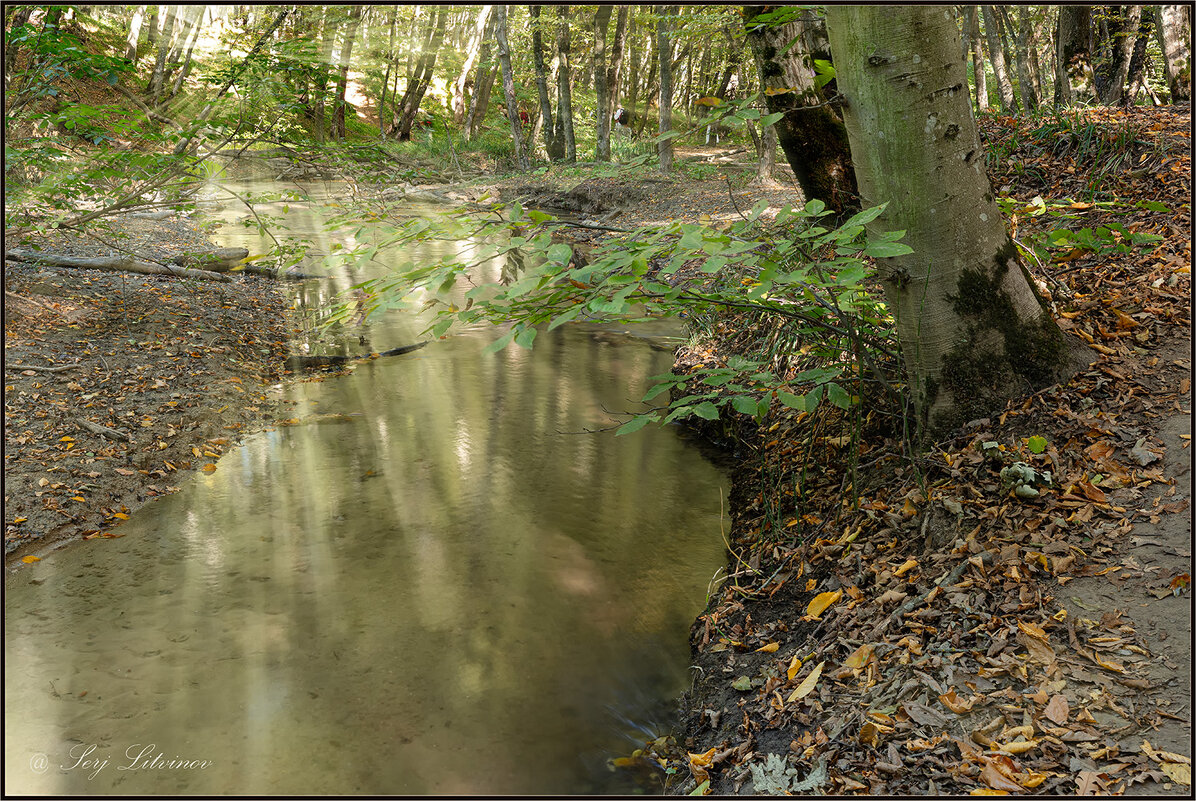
[4,167,731,794]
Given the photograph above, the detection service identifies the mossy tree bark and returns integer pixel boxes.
[1056,5,1096,105]
[826,6,1078,439]
[743,5,857,216]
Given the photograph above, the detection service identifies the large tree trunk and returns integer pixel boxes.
[981,5,1018,111]
[529,5,562,160]
[452,6,493,125]
[826,5,1077,438]
[495,6,529,171]
[743,5,858,215]
[1056,5,1095,105]
[1095,5,1142,105]
[593,6,614,161]
[1157,5,1191,102]
[657,6,675,174]
[967,7,988,110]
[555,6,576,163]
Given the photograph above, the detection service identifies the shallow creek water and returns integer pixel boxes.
[5,172,730,794]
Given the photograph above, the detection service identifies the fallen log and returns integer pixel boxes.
[4,362,82,373]
[167,247,250,271]
[285,341,428,370]
[76,417,132,442]
[6,249,231,282]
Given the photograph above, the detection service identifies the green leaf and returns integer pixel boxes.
[481,326,518,355]
[690,780,711,796]
[864,241,914,258]
[1027,435,1048,454]
[804,198,826,216]
[826,382,852,409]
[616,415,656,436]
[514,326,537,349]
[777,390,806,411]
[760,111,784,127]
[1136,200,1169,212]
[731,676,753,691]
[842,203,886,229]
[693,401,720,420]
[730,395,759,415]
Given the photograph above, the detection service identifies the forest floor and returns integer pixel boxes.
[643,107,1190,795]
[3,216,292,568]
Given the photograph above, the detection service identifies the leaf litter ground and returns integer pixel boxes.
[631,107,1190,795]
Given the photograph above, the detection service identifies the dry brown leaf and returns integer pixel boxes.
[843,643,874,669]
[1044,694,1070,725]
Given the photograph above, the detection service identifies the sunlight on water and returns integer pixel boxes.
[5,171,728,795]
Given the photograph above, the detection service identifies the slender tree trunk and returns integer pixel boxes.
[333,5,363,140]
[981,5,1018,111]
[144,5,159,57]
[968,7,989,110]
[395,7,448,141]
[1122,7,1156,107]
[148,5,176,102]
[826,5,1076,438]
[494,6,528,171]
[452,6,493,125]
[555,6,576,163]
[626,14,641,124]
[753,114,778,187]
[165,8,203,103]
[1095,5,1142,105]
[657,6,675,173]
[607,6,629,114]
[529,5,562,160]
[593,6,613,161]
[1009,6,1038,111]
[123,6,144,62]
[1158,5,1192,102]
[379,7,398,137]
[162,5,198,86]
[744,5,858,215]
[465,13,497,140]
[314,7,342,143]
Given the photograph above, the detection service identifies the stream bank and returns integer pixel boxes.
[4,215,291,567]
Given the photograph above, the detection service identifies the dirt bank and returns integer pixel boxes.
[4,214,292,569]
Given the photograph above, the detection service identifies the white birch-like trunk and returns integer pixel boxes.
[826,5,1077,436]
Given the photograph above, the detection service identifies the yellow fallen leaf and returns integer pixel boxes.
[13,517,28,524]
[996,739,1038,755]
[112,512,130,520]
[1160,762,1191,785]
[1019,772,1048,789]
[71,496,86,502]
[786,661,824,703]
[806,590,842,618]
[192,447,202,457]
[1017,621,1049,639]
[970,790,1010,796]
[21,555,40,563]
[786,655,803,681]
[894,557,918,577]
[59,436,74,442]
[843,643,874,669]
[755,642,780,653]
[201,464,217,472]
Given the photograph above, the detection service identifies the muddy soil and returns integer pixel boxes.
[4,215,292,568]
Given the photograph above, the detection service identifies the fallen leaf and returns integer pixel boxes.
[201,464,217,472]
[843,643,874,669]
[787,661,824,703]
[1044,694,1069,725]
[731,676,753,692]
[859,721,880,747]
[786,655,803,680]
[894,557,918,577]
[755,641,779,653]
[980,761,1024,792]
[21,555,40,563]
[806,590,842,618]
[939,689,977,714]
[1160,763,1192,785]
